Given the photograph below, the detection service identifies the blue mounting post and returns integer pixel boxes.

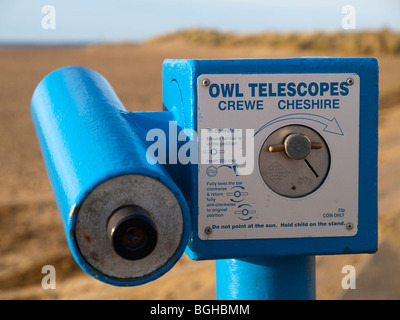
[216,256,316,300]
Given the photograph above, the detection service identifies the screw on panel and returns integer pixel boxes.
[346,78,354,86]
[204,226,212,234]
[202,79,211,87]
[346,222,354,230]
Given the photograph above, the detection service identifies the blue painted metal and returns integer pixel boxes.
[163,58,378,260]
[31,59,378,300]
[216,256,316,300]
[31,66,191,286]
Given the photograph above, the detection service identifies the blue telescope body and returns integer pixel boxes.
[31,66,191,286]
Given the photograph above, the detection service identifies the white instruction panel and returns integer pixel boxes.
[197,73,360,240]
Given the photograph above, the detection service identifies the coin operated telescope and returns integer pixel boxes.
[32,58,378,298]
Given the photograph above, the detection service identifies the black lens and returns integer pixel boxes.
[121,226,147,249]
[107,205,157,260]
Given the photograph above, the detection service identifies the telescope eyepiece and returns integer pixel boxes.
[107,205,158,260]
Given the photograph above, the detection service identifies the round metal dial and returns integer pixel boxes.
[259,125,330,198]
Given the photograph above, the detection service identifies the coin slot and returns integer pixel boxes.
[304,159,319,178]
[259,125,330,198]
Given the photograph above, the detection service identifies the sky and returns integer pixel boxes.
[0,0,399,44]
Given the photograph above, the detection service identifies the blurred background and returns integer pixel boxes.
[0,0,399,299]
